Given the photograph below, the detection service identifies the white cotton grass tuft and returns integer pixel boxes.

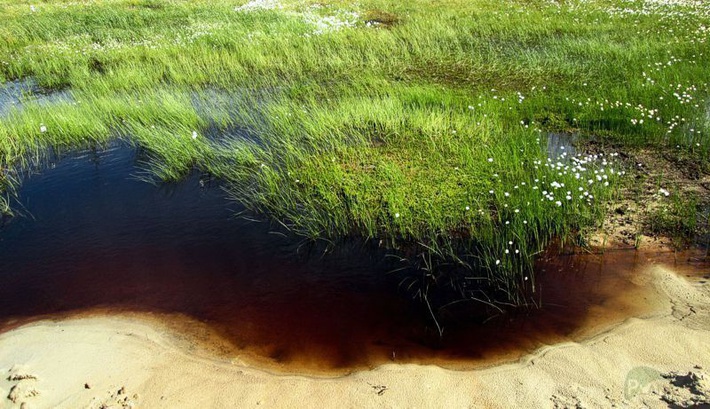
[235,0,359,35]
[235,0,283,12]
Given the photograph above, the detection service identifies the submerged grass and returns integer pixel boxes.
[1,0,709,310]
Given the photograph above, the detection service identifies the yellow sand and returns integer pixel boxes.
[1,266,708,409]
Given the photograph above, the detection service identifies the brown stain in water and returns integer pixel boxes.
[0,144,707,375]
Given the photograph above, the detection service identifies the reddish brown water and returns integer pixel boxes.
[0,144,705,374]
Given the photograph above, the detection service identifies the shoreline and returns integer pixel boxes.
[0,246,690,378]
[1,265,708,408]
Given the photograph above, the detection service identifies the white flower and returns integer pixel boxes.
[30,5,36,12]
[192,131,198,139]
[39,125,47,133]
[555,201,562,207]
[487,158,493,162]
[495,260,501,265]
[395,213,400,218]
[235,0,283,12]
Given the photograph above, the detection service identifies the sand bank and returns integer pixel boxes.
[0,266,708,409]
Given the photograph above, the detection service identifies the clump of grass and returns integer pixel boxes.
[363,9,400,27]
[645,191,706,249]
[0,167,17,216]
[219,85,624,306]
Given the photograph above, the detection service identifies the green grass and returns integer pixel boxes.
[0,0,709,309]
[645,191,708,249]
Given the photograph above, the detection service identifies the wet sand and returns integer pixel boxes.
[1,265,708,409]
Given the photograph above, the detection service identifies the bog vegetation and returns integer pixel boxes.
[0,0,708,312]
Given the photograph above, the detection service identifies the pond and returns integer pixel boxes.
[0,143,696,374]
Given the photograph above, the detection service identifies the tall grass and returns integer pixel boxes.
[0,0,708,310]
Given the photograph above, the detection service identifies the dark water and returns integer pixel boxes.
[0,144,698,373]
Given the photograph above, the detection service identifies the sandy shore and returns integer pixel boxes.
[1,265,708,409]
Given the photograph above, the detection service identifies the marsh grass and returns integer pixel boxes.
[645,191,709,249]
[0,0,708,310]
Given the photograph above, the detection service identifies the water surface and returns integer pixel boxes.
[0,143,699,374]
[0,78,73,116]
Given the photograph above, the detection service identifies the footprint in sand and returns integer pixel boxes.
[7,383,40,403]
[90,385,139,409]
[5,364,41,407]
